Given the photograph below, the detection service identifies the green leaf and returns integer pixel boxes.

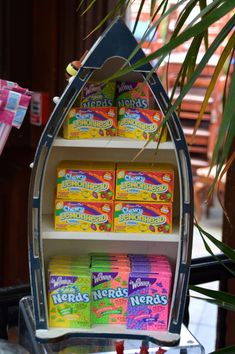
[191,31,235,146]
[197,227,235,277]
[171,0,198,40]
[136,14,235,147]
[223,47,235,107]
[195,221,235,265]
[79,0,97,15]
[150,0,157,16]
[189,285,235,310]
[77,0,87,12]
[210,345,235,354]
[108,3,235,81]
[82,0,127,38]
[190,295,235,311]
[113,0,193,74]
[212,62,235,161]
[199,0,208,49]
[211,67,235,183]
[132,1,145,34]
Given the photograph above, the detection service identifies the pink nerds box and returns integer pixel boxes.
[91,268,129,325]
[127,270,172,331]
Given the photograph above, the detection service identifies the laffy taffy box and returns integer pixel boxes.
[116,81,149,109]
[114,202,172,233]
[48,270,91,328]
[57,161,115,201]
[91,269,129,324]
[55,200,113,232]
[63,107,117,139]
[80,81,116,108]
[117,107,165,141]
[127,271,172,331]
[116,163,174,202]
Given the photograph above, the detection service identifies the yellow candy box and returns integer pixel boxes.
[117,107,166,141]
[114,202,172,234]
[116,163,174,202]
[48,269,91,328]
[57,161,115,201]
[63,107,117,139]
[55,200,113,232]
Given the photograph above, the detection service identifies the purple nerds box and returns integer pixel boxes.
[127,271,172,331]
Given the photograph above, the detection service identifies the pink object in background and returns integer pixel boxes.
[0,79,32,155]
[0,122,12,155]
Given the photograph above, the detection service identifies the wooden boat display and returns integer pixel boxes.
[28,18,193,346]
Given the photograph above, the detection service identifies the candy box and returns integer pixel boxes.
[127,271,172,331]
[50,255,91,264]
[91,269,129,324]
[129,254,168,262]
[117,107,166,141]
[48,270,91,328]
[114,202,172,233]
[115,81,150,109]
[131,264,170,273]
[116,163,174,202]
[55,200,113,232]
[91,263,130,272]
[90,253,128,259]
[91,258,130,266]
[80,81,116,108]
[63,107,117,139]
[49,260,90,271]
[57,161,115,201]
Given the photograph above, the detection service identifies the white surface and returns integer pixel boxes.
[53,136,174,150]
[36,324,180,344]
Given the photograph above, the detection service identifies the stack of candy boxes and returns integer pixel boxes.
[48,253,172,331]
[114,163,173,234]
[51,80,174,331]
[52,162,174,330]
[63,80,166,142]
[55,161,115,233]
[55,161,174,234]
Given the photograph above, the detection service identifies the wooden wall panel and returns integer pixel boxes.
[0,0,115,287]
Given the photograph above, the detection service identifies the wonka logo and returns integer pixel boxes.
[92,272,118,286]
[50,276,76,291]
[129,278,151,290]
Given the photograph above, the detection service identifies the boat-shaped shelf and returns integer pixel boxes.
[28,18,193,346]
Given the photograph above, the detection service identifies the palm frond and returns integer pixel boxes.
[191,31,235,145]
[189,285,235,311]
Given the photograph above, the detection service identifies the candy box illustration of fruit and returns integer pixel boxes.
[63,107,117,139]
[117,107,165,141]
[48,271,91,328]
[55,200,113,232]
[115,163,174,202]
[57,161,115,201]
[127,271,172,331]
[114,202,172,233]
[91,270,128,324]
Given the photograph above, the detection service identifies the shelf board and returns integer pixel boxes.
[42,215,179,242]
[36,324,180,345]
[53,137,174,150]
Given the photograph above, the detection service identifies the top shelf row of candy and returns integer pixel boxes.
[63,81,167,142]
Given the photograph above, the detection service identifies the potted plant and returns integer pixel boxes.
[78,1,235,353]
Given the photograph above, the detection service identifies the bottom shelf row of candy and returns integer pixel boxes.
[48,253,172,332]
